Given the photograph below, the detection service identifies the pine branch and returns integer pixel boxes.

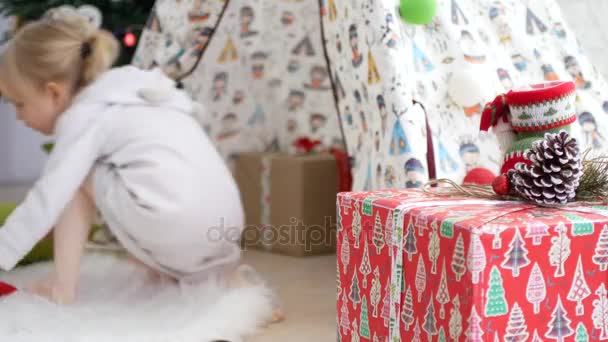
[576,151,608,202]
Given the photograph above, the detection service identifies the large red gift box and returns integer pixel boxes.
[337,189,608,342]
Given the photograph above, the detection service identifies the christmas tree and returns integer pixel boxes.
[575,322,589,342]
[0,0,155,66]
[415,255,427,303]
[360,296,371,339]
[485,266,508,317]
[373,212,385,254]
[546,296,574,341]
[341,196,352,215]
[531,330,543,342]
[360,239,372,288]
[593,225,608,271]
[352,319,360,342]
[564,213,594,236]
[550,223,571,278]
[415,214,428,236]
[422,293,438,340]
[526,222,550,245]
[340,293,350,335]
[381,282,391,327]
[465,307,484,341]
[362,197,374,216]
[526,262,546,314]
[367,49,380,84]
[405,219,418,262]
[436,259,450,319]
[349,269,362,309]
[371,267,381,318]
[501,229,530,277]
[567,255,591,316]
[449,295,462,341]
[413,318,422,342]
[593,283,608,340]
[401,285,415,330]
[467,233,486,284]
[438,326,447,342]
[352,202,362,249]
[490,224,508,249]
[385,210,394,253]
[428,223,440,275]
[341,233,350,275]
[451,233,466,281]
[504,302,529,341]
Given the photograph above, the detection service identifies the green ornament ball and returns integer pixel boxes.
[400,0,437,25]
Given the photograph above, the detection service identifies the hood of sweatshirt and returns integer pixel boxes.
[71,66,196,115]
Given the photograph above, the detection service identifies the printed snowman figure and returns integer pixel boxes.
[488,2,512,44]
[460,30,486,64]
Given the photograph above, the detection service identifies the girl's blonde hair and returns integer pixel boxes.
[0,10,119,94]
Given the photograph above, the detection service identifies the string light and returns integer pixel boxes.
[123,31,136,47]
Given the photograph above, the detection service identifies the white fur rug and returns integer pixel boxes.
[0,252,274,342]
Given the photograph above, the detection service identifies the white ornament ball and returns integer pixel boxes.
[447,64,495,108]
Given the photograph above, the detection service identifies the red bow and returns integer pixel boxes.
[479,94,509,132]
[293,137,322,154]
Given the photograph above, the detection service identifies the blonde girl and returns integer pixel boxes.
[0,11,245,304]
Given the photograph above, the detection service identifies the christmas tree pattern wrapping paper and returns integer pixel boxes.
[337,189,608,341]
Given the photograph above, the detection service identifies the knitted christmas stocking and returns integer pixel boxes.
[480,81,577,174]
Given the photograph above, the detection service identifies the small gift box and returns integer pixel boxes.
[235,143,351,256]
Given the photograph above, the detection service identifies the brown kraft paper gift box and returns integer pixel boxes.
[234,152,338,256]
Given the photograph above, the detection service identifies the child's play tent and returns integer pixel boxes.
[133,0,608,191]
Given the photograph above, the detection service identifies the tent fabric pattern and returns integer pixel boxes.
[133,0,608,191]
[322,0,608,190]
[410,0,608,182]
[320,0,429,191]
[133,0,342,165]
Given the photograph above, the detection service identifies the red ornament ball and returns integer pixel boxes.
[463,167,496,185]
[492,175,511,195]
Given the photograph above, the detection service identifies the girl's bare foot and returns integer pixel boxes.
[26,273,54,298]
[26,273,76,304]
[126,254,176,284]
[229,264,285,324]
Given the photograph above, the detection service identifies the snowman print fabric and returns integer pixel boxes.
[323,0,608,190]
[133,0,341,167]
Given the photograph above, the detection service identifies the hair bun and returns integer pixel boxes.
[44,6,98,36]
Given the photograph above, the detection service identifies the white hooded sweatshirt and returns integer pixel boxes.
[0,66,244,280]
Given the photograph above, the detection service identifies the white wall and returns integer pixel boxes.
[0,18,48,184]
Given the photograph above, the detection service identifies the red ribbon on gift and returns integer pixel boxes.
[330,148,352,192]
[293,137,322,154]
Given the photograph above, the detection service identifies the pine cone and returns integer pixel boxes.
[507,131,582,206]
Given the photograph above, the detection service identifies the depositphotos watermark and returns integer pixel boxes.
[207,217,338,252]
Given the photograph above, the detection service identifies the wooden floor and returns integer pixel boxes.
[245,249,336,342]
